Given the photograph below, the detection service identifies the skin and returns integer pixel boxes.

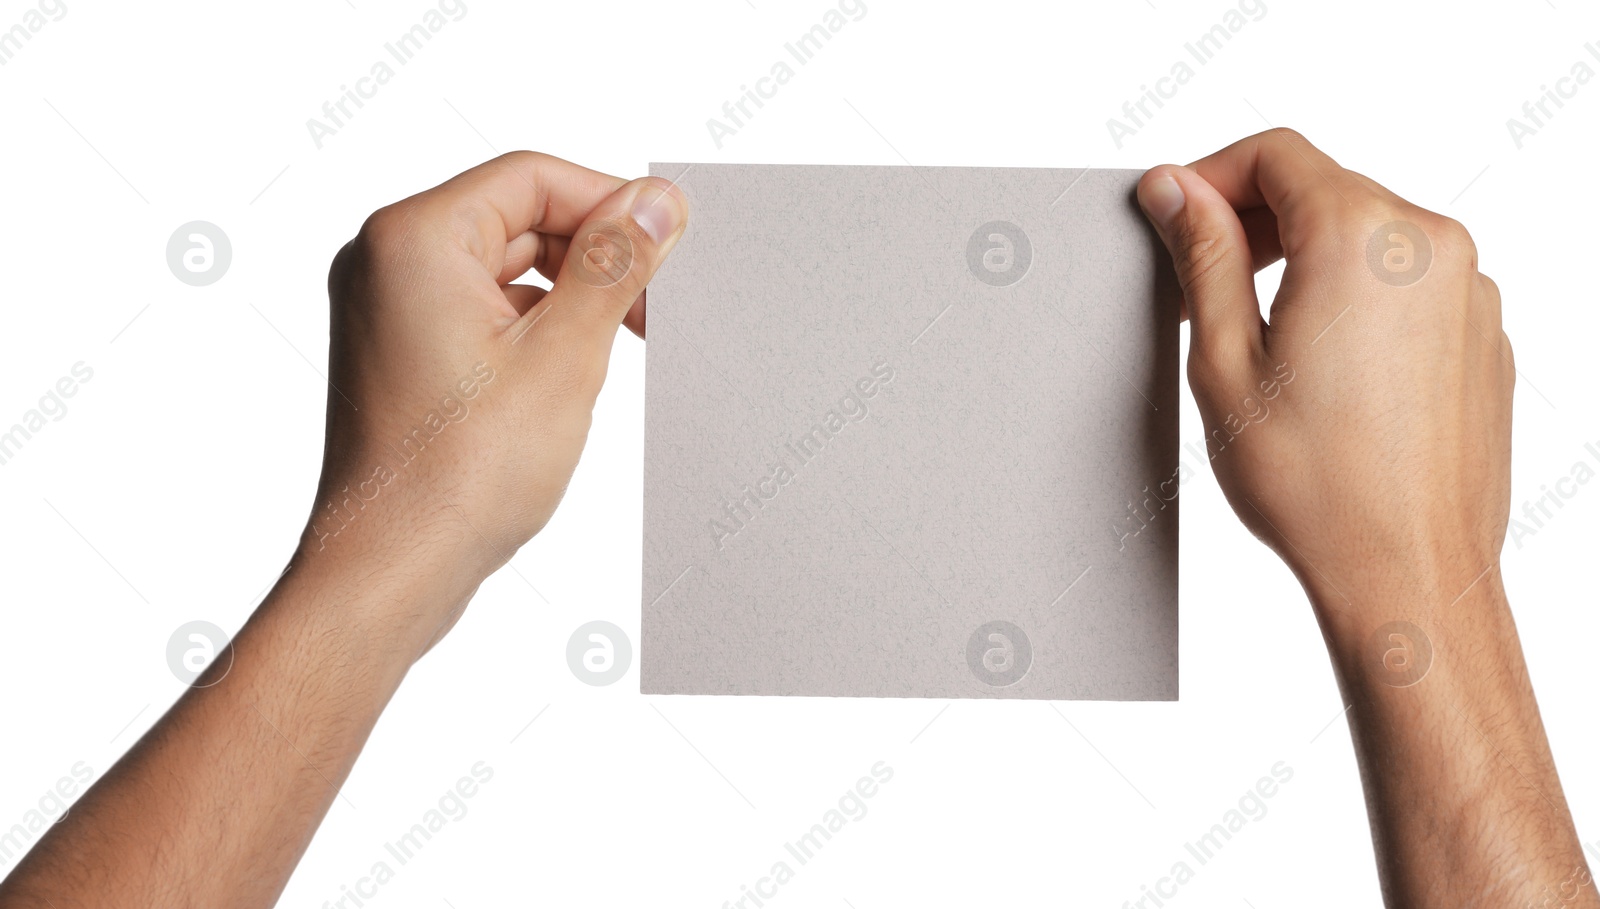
[1137,129,1594,908]
[0,131,1589,908]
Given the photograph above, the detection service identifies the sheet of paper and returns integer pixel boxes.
[642,163,1179,699]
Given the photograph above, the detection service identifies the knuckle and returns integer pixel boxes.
[1181,235,1225,282]
[1173,225,1233,295]
[357,202,423,257]
[327,237,358,289]
[1477,272,1501,302]
[1267,125,1311,149]
[496,149,550,171]
[1395,211,1478,268]
[419,193,483,244]
[1332,199,1413,257]
[1416,211,1475,264]
[1352,197,1404,227]
[329,199,453,296]
[1339,168,1409,212]
[328,203,413,291]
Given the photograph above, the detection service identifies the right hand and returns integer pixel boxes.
[1136,129,1513,618]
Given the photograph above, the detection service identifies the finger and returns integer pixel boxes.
[498,232,648,333]
[1177,206,1281,322]
[1186,129,1384,251]
[502,284,549,317]
[622,291,646,339]
[1138,164,1264,374]
[497,231,568,285]
[500,230,657,296]
[499,227,651,335]
[1471,272,1504,348]
[509,176,687,349]
[498,231,540,284]
[1238,206,1284,272]
[1476,272,1501,318]
[413,151,627,277]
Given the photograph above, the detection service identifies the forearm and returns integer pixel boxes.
[1313,569,1594,908]
[0,536,469,909]
[1,153,676,908]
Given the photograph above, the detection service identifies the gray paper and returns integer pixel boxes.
[642,163,1179,699]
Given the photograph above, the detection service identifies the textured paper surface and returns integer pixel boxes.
[642,163,1178,699]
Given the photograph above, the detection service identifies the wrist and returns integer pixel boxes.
[1298,538,1502,634]
[278,511,487,669]
[1307,559,1513,694]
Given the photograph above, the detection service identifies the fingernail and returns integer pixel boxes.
[631,178,685,245]
[1140,173,1185,227]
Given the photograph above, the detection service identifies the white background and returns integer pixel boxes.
[1,0,1597,906]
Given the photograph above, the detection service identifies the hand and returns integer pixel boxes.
[1138,131,1594,909]
[307,152,687,650]
[0,159,690,909]
[1136,128,1512,620]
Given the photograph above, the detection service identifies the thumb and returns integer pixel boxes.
[1137,165,1261,373]
[515,175,687,345]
